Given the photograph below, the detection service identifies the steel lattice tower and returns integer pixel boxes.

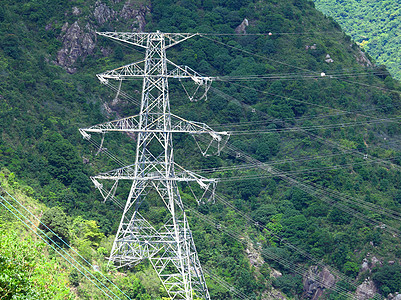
[80,31,229,300]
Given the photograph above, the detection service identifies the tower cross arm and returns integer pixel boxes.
[79,114,141,138]
[91,162,218,186]
[96,32,198,49]
[167,59,215,83]
[79,114,230,137]
[97,60,146,83]
[96,58,214,83]
[170,114,230,140]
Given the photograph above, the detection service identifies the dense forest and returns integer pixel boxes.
[2,0,401,299]
[313,0,401,80]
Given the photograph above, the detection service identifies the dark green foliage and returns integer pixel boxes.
[1,34,21,59]
[372,265,401,296]
[39,133,83,185]
[328,207,350,225]
[68,269,80,287]
[251,204,278,225]
[38,207,70,246]
[273,274,303,296]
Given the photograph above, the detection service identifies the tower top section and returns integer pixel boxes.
[96,31,198,49]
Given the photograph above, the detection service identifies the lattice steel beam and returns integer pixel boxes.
[80,31,229,300]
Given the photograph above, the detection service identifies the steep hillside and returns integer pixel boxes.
[0,171,75,299]
[1,0,401,299]
[0,169,158,299]
[313,0,401,79]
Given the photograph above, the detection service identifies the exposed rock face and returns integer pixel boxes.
[57,21,96,73]
[370,256,382,268]
[304,266,336,300]
[94,1,115,25]
[246,242,264,268]
[120,1,149,31]
[394,293,401,300]
[360,254,384,274]
[55,0,150,73]
[235,18,249,34]
[270,268,282,278]
[72,6,81,16]
[355,279,377,300]
[325,54,334,63]
[355,49,374,67]
[305,44,317,50]
[360,259,369,272]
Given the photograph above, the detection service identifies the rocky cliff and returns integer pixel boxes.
[53,0,150,73]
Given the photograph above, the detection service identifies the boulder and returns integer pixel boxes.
[355,279,377,300]
[304,266,335,300]
[55,0,150,72]
[94,1,115,25]
[235,18,249,34]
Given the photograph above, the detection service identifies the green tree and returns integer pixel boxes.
[372,265,401,295]
[38,206,70,246]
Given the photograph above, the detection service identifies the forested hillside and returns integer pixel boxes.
[313,0,401,79]
[1,0,401,299]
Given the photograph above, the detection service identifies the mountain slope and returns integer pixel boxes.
[1,0,401,299]
[313,0,401,79]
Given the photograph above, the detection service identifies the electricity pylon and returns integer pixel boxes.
[79,31,229,300]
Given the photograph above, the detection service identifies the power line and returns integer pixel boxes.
[200,35,321,75]
[227,117,401,135]
[0,193,125,300]
[199,34,401,97]
[199,31,343,36]
[188,205,362,300]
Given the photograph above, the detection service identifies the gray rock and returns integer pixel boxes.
[235,18,249,34]
[325,54,334,63]
[94,1,115,25]
[355,49,373,67]
[356,279,377,300]
[262,289,287,299]
[72,6,81,16]
[61,22,69,32]
[361,260,369,272]
[271,268,282,278]
[55,0,150,72]
[120,1,149,31]
[56,21,96,73]
[370,256,381,268]
[304,267,335,300]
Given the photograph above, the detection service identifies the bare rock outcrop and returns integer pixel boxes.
[235,18,249,34]
[325,54,334,63]
[355,49,374,67]
[246,242,264,269]
[355,278,377,300]
[94,1,116,25]
[270,268,282,279]
[55,0,150,73]
[57,21,96,73]
[389,292,401,300]
[361,259,370,272]
[120,1,149,31]
[304,266,336,300]
[72,6,81,16]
